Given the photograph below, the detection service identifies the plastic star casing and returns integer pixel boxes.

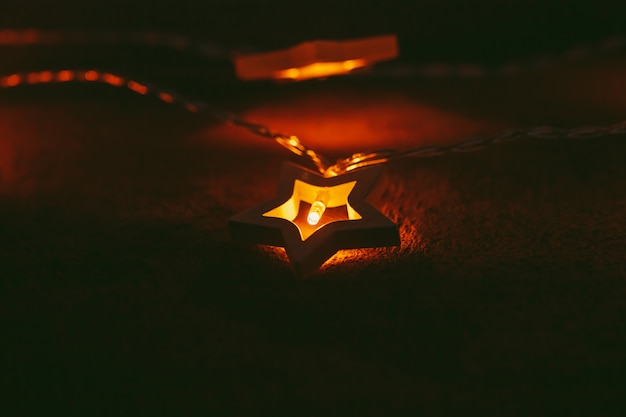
[228,162,400,277]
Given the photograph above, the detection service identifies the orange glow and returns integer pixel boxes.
[282,68,300,79]
[263,179,361,240]
[321,248,372,270]
[342,59,364,71]
[235,34,398,81]
[27,72,40,84]
[84,70,99,81]
[288,136,300,147]
[127,80,148,95]
[0,30,17,43]
[240,91,493,154]
[0,29,38,44]
[185,103,199,113]
[20,29,38,44]
[38,71,53,82]
[306,188,331,225]
[2,74,21,87]
[26,71,56,84]
[158,92,174,103]
[275,59,368,80]
[102,73,123,86]
[56,70,74,82]
[307,200,327,225]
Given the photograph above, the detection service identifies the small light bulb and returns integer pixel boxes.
[306,188,331,226]
[288,136,300,147]
[307,201,326,225]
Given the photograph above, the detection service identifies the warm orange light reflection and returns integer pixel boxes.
[2,74,21,87]
[56,70,74,82]
[263,179,361,240]
[0,30,18,43]
[0,29,38,44]
[102,73,124,86]
[26,71,54,84]
[275,59,368,80]
[27,72,40,84]
[158,92,174,103]
[185,103,199,113]
[83,70,99,81]
[127,80,148,95]
[235,34,397,81]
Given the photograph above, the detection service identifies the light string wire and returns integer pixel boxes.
[0,68,331,173]
[325,122,626,175]
[2,67,626,178]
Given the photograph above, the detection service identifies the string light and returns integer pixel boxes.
[2,31,626,275]
[0,69,204,113]
[231,163,398,276]
[5,66,622,179]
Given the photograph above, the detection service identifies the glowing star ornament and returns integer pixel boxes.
[228,162,400,277]
[234,34,398,81]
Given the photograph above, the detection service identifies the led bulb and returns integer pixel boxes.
[307,201,326,225]
[306,189,331,226]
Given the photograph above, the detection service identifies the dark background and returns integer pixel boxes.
[1,1,626,415]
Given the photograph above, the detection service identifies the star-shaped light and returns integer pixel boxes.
[229,162,400,276]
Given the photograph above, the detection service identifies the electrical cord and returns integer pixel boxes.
[2,67,625,178]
